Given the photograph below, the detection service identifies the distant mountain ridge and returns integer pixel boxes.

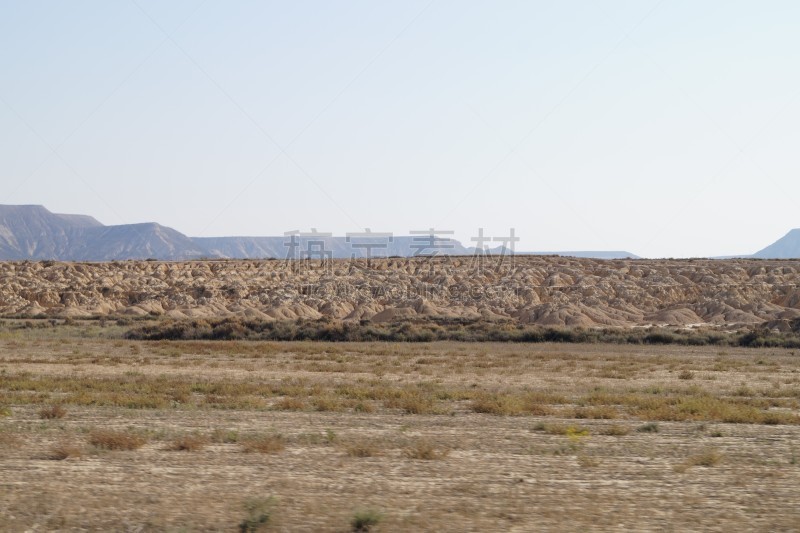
[753,229,800,259]
[0,205,207,261]
[0,204,641,261]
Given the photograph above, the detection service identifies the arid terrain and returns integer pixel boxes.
[2,258,800,531]
[1,257,800,327]
[2,322,800,531]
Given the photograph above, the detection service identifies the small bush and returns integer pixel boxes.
[575,406,618,420]
[351,509,383,532]
[241,435,286,454]
[273,397,306,411]
[47,442,83,460]
[211,429,240,443]
[678,370,694,380]
[0,406,10,417]
[535,423,589,437]
[88,429,147,450]
[676,448,723,472]
[601,424,630,436]
[404,439,449,460]
[471,393,525,416]
[167,434,208,452]
[577,454,600,467]
[39,404,67,420]
[636,422,659,433]
[239,497,274,532]
[313,396,343,412]
[344,441,382,458]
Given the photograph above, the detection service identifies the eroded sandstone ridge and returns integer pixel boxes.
[1,257,799,327]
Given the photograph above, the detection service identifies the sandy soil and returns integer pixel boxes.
[2,330,800,531]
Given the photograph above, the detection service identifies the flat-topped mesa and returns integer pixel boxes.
[0,257,798,327]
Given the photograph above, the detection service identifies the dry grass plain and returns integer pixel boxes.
[2,323,800,531]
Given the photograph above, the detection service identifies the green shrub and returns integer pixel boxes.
[351,509,383,532]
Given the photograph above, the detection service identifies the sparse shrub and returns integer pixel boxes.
[239,497,274,532]
[353,401,375,413]
[601,424,630,436]
[167,434,208,452]
[39,404,67,419]
[273,397,306,411]
[676,448,723,472]
[313,396,343,412]
[351,509,383,532]
[577,454,600,467]
[47,442,83,460]
[636,422,659,433]
[0,405,10,417]
[241,434,286,454]
[325,429,337,444]
[575,406,618,420]
[122,317,796,346]
[211,429,240,443]
[345,441,382,458]
[384,391,439,414]
[644,332,677,345]
[0,431,22,452]
[535,423,589,437]
[88,429,147,450]
[404,439,449,460]
[678,370,694,380]
[471,393,525,416]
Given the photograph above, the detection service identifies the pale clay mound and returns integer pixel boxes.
[1,257,799,327]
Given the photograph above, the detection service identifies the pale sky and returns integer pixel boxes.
[1,0,799,258]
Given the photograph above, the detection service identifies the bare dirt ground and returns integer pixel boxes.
[2,326,800,531]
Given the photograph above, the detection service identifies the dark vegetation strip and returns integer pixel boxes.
[121,317,800,348]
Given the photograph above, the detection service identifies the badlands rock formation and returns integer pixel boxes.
[1,257,799,327]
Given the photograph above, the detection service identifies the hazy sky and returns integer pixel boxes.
[1,1,799,258]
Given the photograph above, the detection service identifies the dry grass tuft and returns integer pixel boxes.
[0,431,21,449]
[577,454,601,467]
[675,448,723,472]
[535,423,590,437]
[404,439,449,460]
[167,434,209,452]
[600,424,631,436]
[350,509,383,532]
[241,435,286,454]
[239,497,274,532]
[88,429,147,450]
[471,393,526,416]
[211,429,240,443]
[38,404,67,419]
[344,440,383,458]
[575,405,618,420]
[273,397,307,411]
[384,391,440,415]
[46,441,83,460]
